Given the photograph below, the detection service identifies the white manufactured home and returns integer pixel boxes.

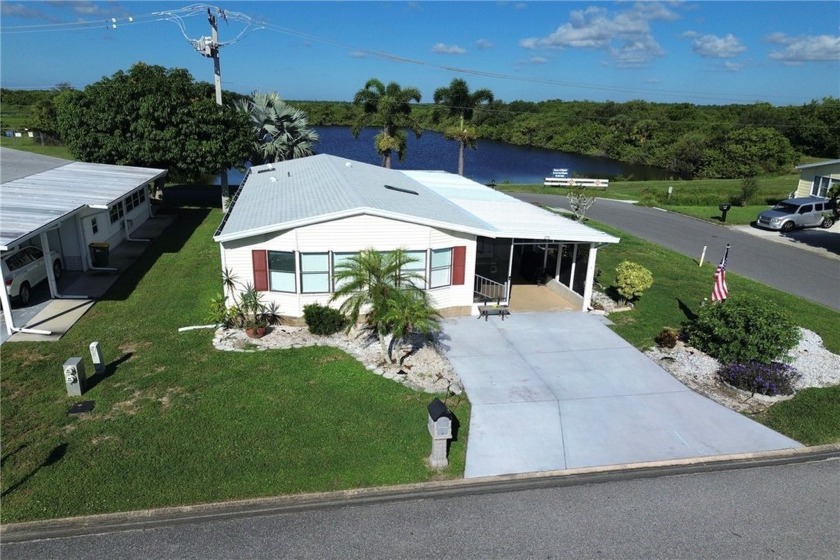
[0,148,166,333]
[213,154,619,320]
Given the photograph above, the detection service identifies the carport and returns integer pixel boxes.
[0,148,166,337]
[443,312,801,478]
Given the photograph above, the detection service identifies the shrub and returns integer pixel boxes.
[683,295,800,364]
[303,303,346,335]
[655,327,679,349]
[718,361,800,396]
[731,177,760,207]
[614,261,654,303]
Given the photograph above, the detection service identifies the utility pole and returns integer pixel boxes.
[197,8,230,211]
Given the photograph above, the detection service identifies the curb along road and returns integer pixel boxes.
[3,444,839,543]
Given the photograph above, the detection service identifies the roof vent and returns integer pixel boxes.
[257,168,273,174]
[345,161,352,168]
[269,177,277,182]
[385,184,419,196]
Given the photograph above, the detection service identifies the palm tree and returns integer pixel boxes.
[379,289,441,363]
[330,248,436,361]
[433,79,494,176]
[235,91,319,165]
[352,79,422,168]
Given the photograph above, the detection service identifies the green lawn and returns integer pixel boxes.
[591,220,839,354]
[0,136,73,159]
[589,221,840,445]
[498,175,799,225]
[0,206,469,523]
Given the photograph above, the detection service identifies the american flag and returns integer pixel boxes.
[711,244,730,302]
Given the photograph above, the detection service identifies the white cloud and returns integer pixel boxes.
[722,61,743,72]
[689,33,746,58]
[476,38,494,50]
[1,2,61,22]
[529,56,548,64]
[432,43,466,55]
[767,33,840,62]
[519,2,678,66]
[349,51,367,59]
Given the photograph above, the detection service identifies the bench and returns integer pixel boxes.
[543,177,609,189]
[477,305,511,321]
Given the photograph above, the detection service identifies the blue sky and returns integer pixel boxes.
[1,1,838,105]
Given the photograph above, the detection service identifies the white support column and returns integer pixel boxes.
[1,276,15,336]
[554,244,562,281]
[40,231,58,298]
[506,242,515,302]
[568,244,578,289]
[582,244,599,311]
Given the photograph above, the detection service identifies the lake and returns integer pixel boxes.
[221,126,677,186]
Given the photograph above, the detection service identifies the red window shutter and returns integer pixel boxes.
[252,250,268,291]
[452,246,466,285]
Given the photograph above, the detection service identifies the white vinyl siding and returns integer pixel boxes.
[220,215,476,318]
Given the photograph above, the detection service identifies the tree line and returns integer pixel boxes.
[294,96,839,179]
[3,63,837,183]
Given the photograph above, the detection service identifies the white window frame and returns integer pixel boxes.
[811,176,832,198]
[268,250,296,293]
[300,252,330,294]
[429,248,452,289]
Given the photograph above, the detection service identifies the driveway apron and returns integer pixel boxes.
[442,312,801,479]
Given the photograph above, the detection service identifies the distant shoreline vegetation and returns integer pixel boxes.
[291,97,837,180]
[2,86,836,180]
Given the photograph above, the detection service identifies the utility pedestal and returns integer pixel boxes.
[63,357,86,397]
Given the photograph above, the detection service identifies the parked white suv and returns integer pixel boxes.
[1,246,62,305]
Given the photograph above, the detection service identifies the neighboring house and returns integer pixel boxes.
[213,154,619,320]
[793,159,840,199]
[0,148,166,331]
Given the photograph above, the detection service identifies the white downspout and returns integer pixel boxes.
[582,244,598,311]
[506,242,515,303]
[569,243,578,290]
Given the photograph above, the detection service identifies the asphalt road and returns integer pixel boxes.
[511,193,840,311]
[3,458,838,559]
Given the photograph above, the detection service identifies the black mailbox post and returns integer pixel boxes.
[719,203,732,223]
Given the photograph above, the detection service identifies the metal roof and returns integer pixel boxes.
[0,148,167,250]
[214,154,495,242]
[215,155,619,246]
[402,170,619,244]
[795,159,840,171]
[0,148,71,183]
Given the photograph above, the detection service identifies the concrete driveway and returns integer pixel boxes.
[442,312,801,478]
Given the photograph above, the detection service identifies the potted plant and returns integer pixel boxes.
[211,270,281,338]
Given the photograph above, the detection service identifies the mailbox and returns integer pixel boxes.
[427,398,453,469]
[718,203,732,223]
[427,398,452,438]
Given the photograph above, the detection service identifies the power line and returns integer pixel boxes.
[0,4,831,105]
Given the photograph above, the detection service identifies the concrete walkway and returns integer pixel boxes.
[442,312,801,478]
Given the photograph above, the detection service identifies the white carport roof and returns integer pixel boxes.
[0,148,167,251]
[402,170,619,245]
[215,155,618,246]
